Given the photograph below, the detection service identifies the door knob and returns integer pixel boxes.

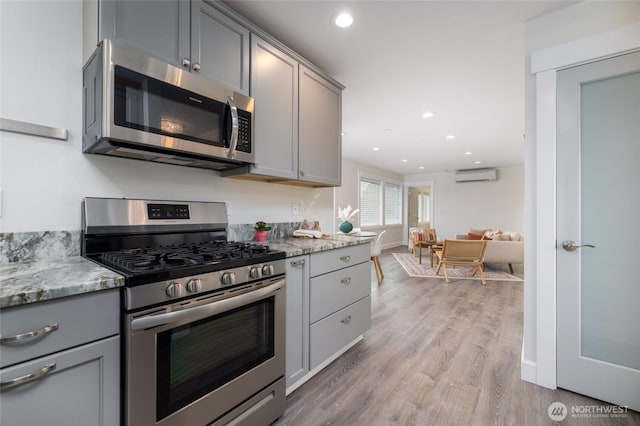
[562,240,596,251]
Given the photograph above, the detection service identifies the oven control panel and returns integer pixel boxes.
[125,260,286,310]
[147,203,190,220]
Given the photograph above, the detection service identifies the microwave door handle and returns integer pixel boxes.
[225,96,239,159]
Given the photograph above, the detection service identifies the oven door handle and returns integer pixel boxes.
[130,279,284,331]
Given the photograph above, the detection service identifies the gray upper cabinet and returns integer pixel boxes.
[95,0,249,94]
[192,1,249,93]
[97,0,190,69]
[247,35,299,180]
[299,65,342,186]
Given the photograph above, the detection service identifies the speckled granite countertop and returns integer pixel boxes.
[0,235,371,309]
[267,234,373,257]
[0,257,124,309]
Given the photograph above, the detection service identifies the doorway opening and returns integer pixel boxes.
[403,180,434,248]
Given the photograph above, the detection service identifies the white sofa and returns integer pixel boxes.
[455,230,524,273]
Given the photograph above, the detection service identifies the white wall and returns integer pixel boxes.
[523,1,640,386]
[0,1,333,233]
[404,165,524,241]
[336,158,404,249]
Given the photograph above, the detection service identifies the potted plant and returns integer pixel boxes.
[254,221,271,242]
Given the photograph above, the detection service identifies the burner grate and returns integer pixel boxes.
[99,241,273,274]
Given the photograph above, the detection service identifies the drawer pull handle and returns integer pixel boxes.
[290,259,306,267]
[341,315,352,325]
[340,255,351,262]
[0,363,57,392]
[341,277,351,285]
[0,323,59,344]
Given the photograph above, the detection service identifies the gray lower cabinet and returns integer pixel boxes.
[0,289,120,425]
[92,0,249,94]
[285,244,371,391]
[308,244,371,370]
[285,255,309,388]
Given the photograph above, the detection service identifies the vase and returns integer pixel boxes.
[255,230,267,242]
[339,221,353,233]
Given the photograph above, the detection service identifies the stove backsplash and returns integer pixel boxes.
[227,222,302,242]
[0,231,80,264]
[1,222,303,264]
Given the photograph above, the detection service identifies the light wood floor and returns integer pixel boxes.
[276,249,640,426]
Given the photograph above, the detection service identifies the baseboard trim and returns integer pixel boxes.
[521,344,537,383]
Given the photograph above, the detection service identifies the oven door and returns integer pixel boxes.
[125,279,285,426]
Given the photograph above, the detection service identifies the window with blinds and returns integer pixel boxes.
[359,178,402,227]
[359,179,381,226]
[384,183,401,225]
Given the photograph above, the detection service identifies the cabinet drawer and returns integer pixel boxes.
[310,244,370,277]
[0,290,119,368]
[310,296,371,370]
[310,262,370,323]
[0,336,120,426]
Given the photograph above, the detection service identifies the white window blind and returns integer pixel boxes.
[359,179,381,226]
[384,183,401,225]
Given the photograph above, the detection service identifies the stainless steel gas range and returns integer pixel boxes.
[81,197,286,426]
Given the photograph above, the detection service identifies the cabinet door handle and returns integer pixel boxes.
[341,315,352,325]
[0,323,59,344]
[182,58,191,68]
[0,363,56,392]
[193,62,201,72]
[341,277,351,285]
[340,255,351,262]
[290,259,306,267]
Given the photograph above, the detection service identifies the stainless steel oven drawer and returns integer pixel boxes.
[310,296,371,369]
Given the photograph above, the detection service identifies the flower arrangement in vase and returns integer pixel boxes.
[337,205,359,233]
[254,221,271,242]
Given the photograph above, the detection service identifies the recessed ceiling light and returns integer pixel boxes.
[474,161,481,164]
[402,159,408,163]
[419,166,425,170]
[465,151,472,155]
[384,128,391,133]
[373,147,380,151]
[422,112,434,119]
[333,12,353,28]
[446,134,455,140]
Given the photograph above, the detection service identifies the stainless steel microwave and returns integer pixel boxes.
[83,39,254,171]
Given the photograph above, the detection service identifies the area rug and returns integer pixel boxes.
[392,252,523,282]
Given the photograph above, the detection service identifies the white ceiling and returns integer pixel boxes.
[222,0,574,176]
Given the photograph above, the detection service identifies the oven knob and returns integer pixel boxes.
[249,267,261,279]
[166,282,184,298]
[262,265,274,276]
[186,278,202,293]
[221,272,236,285]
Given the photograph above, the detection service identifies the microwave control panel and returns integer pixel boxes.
[236,111,252,153]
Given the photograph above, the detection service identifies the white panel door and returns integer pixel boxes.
[556,50,640,411]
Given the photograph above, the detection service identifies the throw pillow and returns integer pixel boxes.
[468,232,483,240]
[494,234,511,241]
[469,228,488,236]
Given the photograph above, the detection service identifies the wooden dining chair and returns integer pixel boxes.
[412,228,439,264]
[435,239,488,284]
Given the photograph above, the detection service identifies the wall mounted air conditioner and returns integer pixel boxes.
[454,168,497,183]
